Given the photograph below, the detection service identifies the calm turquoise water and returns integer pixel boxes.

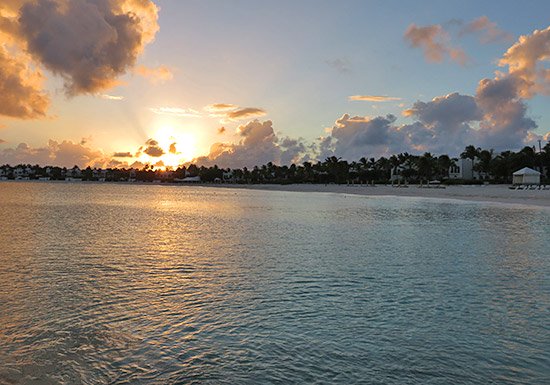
[0,182,549,384]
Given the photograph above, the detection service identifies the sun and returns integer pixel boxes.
[146,125,197,169]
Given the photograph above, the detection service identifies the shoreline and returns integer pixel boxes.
[205,183,550,208]
[3,179,550,208]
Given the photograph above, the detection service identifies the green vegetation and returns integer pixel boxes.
[1,144,549,184]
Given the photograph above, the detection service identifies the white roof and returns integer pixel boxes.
[513,167,541,176]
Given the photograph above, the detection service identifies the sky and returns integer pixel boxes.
[0,0,549,169]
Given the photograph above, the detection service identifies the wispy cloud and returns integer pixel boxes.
[226,107,266,120]
[149,107,201,117]
[349,95,402,102]
[325,58,351,73]
[205,103,238,112]
[405,17,512,67]
[205,103,267,122]
[99,94,124,100]
[135,65,173,84]
[459,16,513,44]
[404,23,468,66]
[113,152,133,158]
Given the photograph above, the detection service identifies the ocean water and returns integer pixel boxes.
[0,182,548,384]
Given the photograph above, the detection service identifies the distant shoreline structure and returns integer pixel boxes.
[1,144,549,186]
[2,179,550,208]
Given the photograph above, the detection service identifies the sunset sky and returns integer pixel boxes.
[1,0,549,169]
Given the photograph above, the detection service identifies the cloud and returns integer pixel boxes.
[217,126,226,134]
[149,107,201,117]
[113,151,133,157]
[169,142,177,154]
[404,93,482,125]
[130,160,145,169]
[0,139,110,167]
[0,0,159,119]
[205,103,238,112]
[468,27,550,148]
[460,16,513,44]
[323,76,538,158]
[404,23,468,65]
[325,58,351,73]
[143,138,164,157]
[475,76,537,148]
[279,136,308,165]
[403,93,483,153]
[2,0,159,97]
[204,103,267,122]
[0,139,6,144]
[498,26,550,98]
[391,25,548,153]
[319,114,407,160]
[99,94,124,100]
[0,45,49,119]
[226,107,267,121]
[192,120,308,168]
[349,95,402,102]
[135,65,173,84]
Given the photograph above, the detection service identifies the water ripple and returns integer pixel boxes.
[0,182,549,384]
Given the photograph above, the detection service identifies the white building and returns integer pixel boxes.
[449,158,474,180]
[512,167,541,185]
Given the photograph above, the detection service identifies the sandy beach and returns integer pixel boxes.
[210,183,550,208]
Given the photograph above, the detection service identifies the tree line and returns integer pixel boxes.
[2,144,549,184]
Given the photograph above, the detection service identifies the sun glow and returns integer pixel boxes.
[143,125,197,169]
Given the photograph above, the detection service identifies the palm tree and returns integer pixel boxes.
[416,152,436,182]
[461,145,480,161]
[475,149,493,179]
[436,155,452,180]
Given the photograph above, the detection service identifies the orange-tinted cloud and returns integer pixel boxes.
[0,0,159,120]
[0,0,159,98]
[113,151,133,158]
[226,107,267,120]
[192,120,308,168]
[217,126,226,134]
[135,65,173,84]
[205,103,238,112]
[498,26,550,98]
[0,139,110,167]
[204,103,267,122]
[0,45,49,119]
[460,16,513,44]
[143,138,164,157]
[169,142,177,154]
[349,95,401,102]
[404,23,468,65]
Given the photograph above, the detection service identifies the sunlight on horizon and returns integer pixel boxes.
[142,125,198,169]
